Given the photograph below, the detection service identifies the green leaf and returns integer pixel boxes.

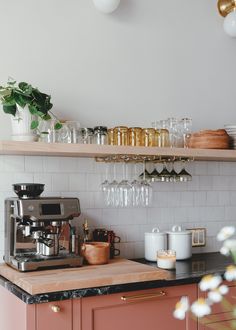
[14,92,28,108]
[30,120,39,130]
[0,89,11,97]
[42,114,51,121]
[54,122,62,130]
[3,103,17,116]
[28,104,38,115]
[18,82,29,91]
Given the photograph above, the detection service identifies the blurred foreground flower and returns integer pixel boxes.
[191,298,211,318]
[199,274,222,292]
[225,265,236,282]
[174,225,236,328]
[217,226,235,241]
[173,296,189,320]
[208,285,229,303]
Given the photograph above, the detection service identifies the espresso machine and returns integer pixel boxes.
[4,183,83,271]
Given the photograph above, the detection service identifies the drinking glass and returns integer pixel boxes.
[181,118,192,148]
[141,128,157,147]
[117,162,132,207]
[109,163,119,207]
[66,121,81,143]
[100,163,110,206]
[140,161,153,207]
[167,118,179,148]
[114,126,129,146]
[159,162,171,182]
[178,160,192,182]
[128,127,142,146]
[131,163,142,206]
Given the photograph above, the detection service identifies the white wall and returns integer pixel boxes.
[0,0,236,139]
[0,155,235,260]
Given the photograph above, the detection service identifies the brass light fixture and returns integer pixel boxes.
[218,0,236,37]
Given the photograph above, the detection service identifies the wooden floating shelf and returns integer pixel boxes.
[0,140,236,161]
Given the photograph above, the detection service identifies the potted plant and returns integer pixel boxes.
[0,79,62,141]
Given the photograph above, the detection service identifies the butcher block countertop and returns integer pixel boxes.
[0,258,171,295]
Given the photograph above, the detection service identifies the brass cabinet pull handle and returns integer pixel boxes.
[121,291,166,302]
[51,305,61,313]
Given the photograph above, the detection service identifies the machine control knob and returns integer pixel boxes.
[27,205,34,212]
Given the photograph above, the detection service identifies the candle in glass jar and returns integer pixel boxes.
[157,250,176,269]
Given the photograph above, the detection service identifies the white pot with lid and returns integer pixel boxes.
[145,227,167,262]
[167,225,192,260]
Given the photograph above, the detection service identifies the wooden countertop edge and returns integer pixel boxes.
[0,259,171,295]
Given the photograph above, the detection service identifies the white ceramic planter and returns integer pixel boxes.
[10,106,38,142]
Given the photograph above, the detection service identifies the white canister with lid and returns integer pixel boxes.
[144,227,167,262]
[167,225,192,260]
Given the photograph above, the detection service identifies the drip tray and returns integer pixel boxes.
[9,254,83,272]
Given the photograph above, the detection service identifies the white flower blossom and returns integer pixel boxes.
[223,239,236,251]
[173,296,189,320]
[220,246,230,256]
[208,285,229,303]
[191,298,211,318]
[225,265,236,282]
[199,274,222,292]
[217,227,235,242]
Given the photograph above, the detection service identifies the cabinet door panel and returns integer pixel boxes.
[36,300,72,330]
[82,284,197,330]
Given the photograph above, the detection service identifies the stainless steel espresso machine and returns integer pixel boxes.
[4,183,83,271]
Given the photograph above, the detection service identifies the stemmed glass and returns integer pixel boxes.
[131,163,142,207]
[178,159,192,182]
[100,162,110,206]
[159,161,171,182]
[109,162,119,206]
[140,161,153,207]
[117,161,132,207]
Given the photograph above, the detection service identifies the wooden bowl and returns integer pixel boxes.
[188,129,230,149]
[81,242,110,265]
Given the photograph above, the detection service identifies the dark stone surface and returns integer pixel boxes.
[0,252,232,304]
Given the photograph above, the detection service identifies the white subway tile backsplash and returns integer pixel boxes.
[180,192,194,206]
[25,156,43,173]
[69,173,87,192]
[194,191,207,206]
[52,173,69,191]
[0,155,236,259]
[206,191,219,206]
[3,156,24,172]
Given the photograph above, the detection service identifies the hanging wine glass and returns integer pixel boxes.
[131,163,142,207]
[178,159,192,182]
[159,161,171,182]
[100,162,110,206]
[117,160,132,207]
[140,161,153,207]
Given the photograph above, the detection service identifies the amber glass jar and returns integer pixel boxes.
[128,127,142,146]
[114,126,129,146]
[108,128,115,145]
[141,128,157,147]
[157,129,170,147]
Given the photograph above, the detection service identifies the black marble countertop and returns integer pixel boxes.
[0,252,232,305]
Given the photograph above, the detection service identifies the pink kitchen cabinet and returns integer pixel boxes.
[198,283,236,330]
[81,284,197,330]
[0,284,81,330]
[0,283,198,330]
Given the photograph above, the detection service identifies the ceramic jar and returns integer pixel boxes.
[144,227,167,262]
[167,225,192,260]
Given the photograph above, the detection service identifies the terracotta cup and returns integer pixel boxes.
[81,242,110,265]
